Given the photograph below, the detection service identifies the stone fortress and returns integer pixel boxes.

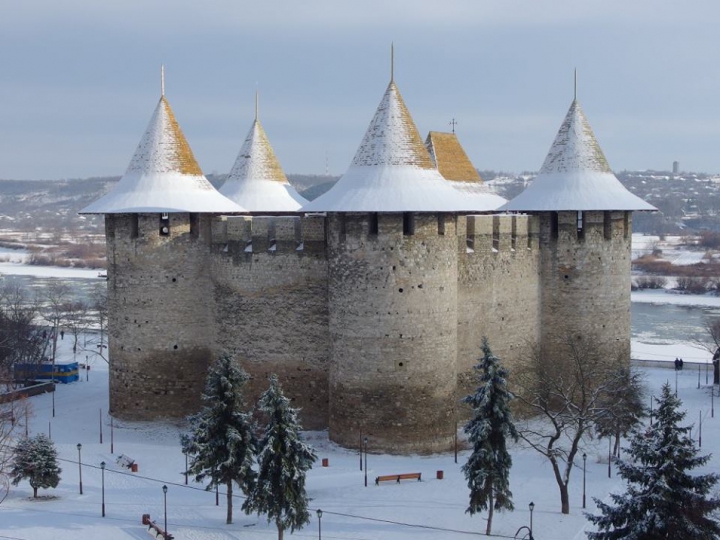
[82,66,654,454]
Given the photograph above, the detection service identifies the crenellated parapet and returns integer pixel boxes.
[211,215,327,257]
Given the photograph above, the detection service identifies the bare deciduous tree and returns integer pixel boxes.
[515,336,632,514]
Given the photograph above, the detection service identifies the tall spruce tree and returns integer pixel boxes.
[10,434,61,498]
[587,383,720,539]
[246,374,317,540]
[461,337,519,535]
[180,355,257,525]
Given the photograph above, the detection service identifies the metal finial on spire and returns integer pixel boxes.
[390,42,394,83]
[255,90,259,122]
[161,64,165,97]
[449,118,458,134]
[574,68,577,101]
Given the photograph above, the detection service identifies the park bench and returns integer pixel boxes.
[375,472,422,485]
[142,513,174,540]
[117,454,137,471]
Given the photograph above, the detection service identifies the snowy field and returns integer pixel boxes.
[0,339,718,540]
[0,236,717,538]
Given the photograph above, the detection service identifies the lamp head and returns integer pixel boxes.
[583,452,587,460]
[364,437,368,444]
[162,485,168,494]
[101,461,106,469]
[317,509,323,518]
[77,443,82,450]
[529,501,535,511]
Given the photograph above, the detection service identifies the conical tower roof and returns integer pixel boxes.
[425,131,506,211]
[81,95,246,214]
[504,100,654,212]
[302,81,487,213]
[219,117,307,212]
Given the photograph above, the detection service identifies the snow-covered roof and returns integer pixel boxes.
[302,82,496,213]
[426,131,507,211]
[81,96,246,215]
[504,100,655,212]
[218,119,308,212]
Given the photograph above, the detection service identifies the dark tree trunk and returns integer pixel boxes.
[33,486,37,498]
[486,488,494,535]
[277,521,284,540]
[560,483,570,514]
[226,480,233,524]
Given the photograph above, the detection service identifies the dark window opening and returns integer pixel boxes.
[189,213,199,238]
[130,214,139,239]
[551,212,559,240]
[623,212,630,239]
[403,212,415,236]
[603,211,612,240]
[369,213,379,235]
[438,213,446,235]
[339,215,346,239]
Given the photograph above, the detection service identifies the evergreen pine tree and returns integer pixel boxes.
[587,383,720,539]
[246,374,317,540]
[461,337,519,535]
[10,434,61,498]
[180,355,257,525]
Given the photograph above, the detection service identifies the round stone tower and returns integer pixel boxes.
[303,78,479,454]
[505,97,655,363]
[81,78,246,420]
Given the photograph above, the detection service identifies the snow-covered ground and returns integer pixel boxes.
[0,338,718,540]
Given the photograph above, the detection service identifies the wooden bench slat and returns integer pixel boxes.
[375,472,421,485]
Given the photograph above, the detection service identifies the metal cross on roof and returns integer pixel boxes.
[449,118,458,133]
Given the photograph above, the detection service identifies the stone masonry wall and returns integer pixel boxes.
[539,211,632,362]
[326,212,458,454]
[457,214,541,399]
[210,215,329,429]
[106,213,216,420]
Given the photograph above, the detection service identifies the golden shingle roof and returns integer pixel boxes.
[425,131,481,183]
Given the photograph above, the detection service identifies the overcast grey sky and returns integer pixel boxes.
[1,1,719,179]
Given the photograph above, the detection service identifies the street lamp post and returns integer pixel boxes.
[99,409,103,444]
[608,438,612,478]
[162,485,168,540]
[363,437,368,487]
[184,452,188,485]
[359,433,363,471]
[529,501,535,537]
[77,443,83,495]
[582,453,587,509]
[100,461,106,517]
[317,509,323,540]
[110,416,114,454]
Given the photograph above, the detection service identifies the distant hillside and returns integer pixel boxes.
[0,169,717,236]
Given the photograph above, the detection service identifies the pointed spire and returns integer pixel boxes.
[390,42,394,83]
[161,64,165,97]
[573,68,577,101]
[504,98,655,212]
